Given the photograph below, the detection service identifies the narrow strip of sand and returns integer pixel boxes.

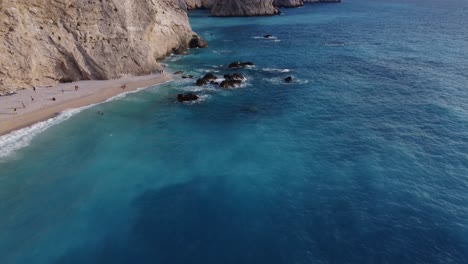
[0,74,172,136]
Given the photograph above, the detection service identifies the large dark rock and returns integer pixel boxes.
[220,79,243,89]
[228,61,254,68]
[284,76,293,83]
[189,35,208,49]
[224,72,245,81]
[177,93,199,102]
[196,73,218,86]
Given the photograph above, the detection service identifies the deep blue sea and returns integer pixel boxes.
[1,0,468,263]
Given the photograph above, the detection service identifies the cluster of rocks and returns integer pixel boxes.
[195,71,246,88]
[176,60,296,102]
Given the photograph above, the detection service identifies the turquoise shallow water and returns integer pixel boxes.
[1,0,468,263]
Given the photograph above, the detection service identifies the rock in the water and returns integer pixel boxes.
[228,61,254,68]
[220,79,243,89]
[264,34,273,38]
[196,78,208,86]
[182,75,194,79]
[177,93,199,102]
[224,72,245,81]
[196,73,218,86]
[174,71,184,75]
[189,35,208,48]
[284,76,293,82]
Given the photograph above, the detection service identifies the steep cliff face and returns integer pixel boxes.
[185,0,214,9]
[0,0,194,93]
[211,0,279,17]
[274,0,304,7]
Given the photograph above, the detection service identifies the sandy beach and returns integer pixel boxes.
[0,74,172,136]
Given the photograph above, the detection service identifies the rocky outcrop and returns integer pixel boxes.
[274,0,304,7]
[211,0,280,17]
[177,93,199,102]
[185,0,214,9]
[196,73,217,86]
[189,35,208,48]
[0,0,194,93]
[228,61,255,68]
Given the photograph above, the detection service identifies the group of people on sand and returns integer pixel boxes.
[13,84,81,114]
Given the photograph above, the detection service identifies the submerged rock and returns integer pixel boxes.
[228,61,254,68]
[284,76,293,82]
[177,93,199,102]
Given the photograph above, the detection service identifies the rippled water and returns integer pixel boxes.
[1,0,468,263]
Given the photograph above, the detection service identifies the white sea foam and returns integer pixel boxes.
[263,77,309,85]
[0,107,87,160]
[263,68,291,73]
[213,50,233,55]
[253,36,279,40]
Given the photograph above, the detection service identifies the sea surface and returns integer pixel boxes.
[1,0,468,263]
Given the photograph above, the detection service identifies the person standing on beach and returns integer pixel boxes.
[75,85,79,91]
[33,86,36,92]
[22,102,26,108]
[62,88,64,93]
[13,108,17,114]
[31,96,34,101]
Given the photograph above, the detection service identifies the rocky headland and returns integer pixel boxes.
[0,0,341,94]
[0,0,196,94]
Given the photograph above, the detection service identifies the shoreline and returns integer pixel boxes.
[0,74,172,136]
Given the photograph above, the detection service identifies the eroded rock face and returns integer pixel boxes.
[0,0,194,93]
[189,35,208,48]
[185,0,214,9]
[274,0,304,7]
[211,0,279,17]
